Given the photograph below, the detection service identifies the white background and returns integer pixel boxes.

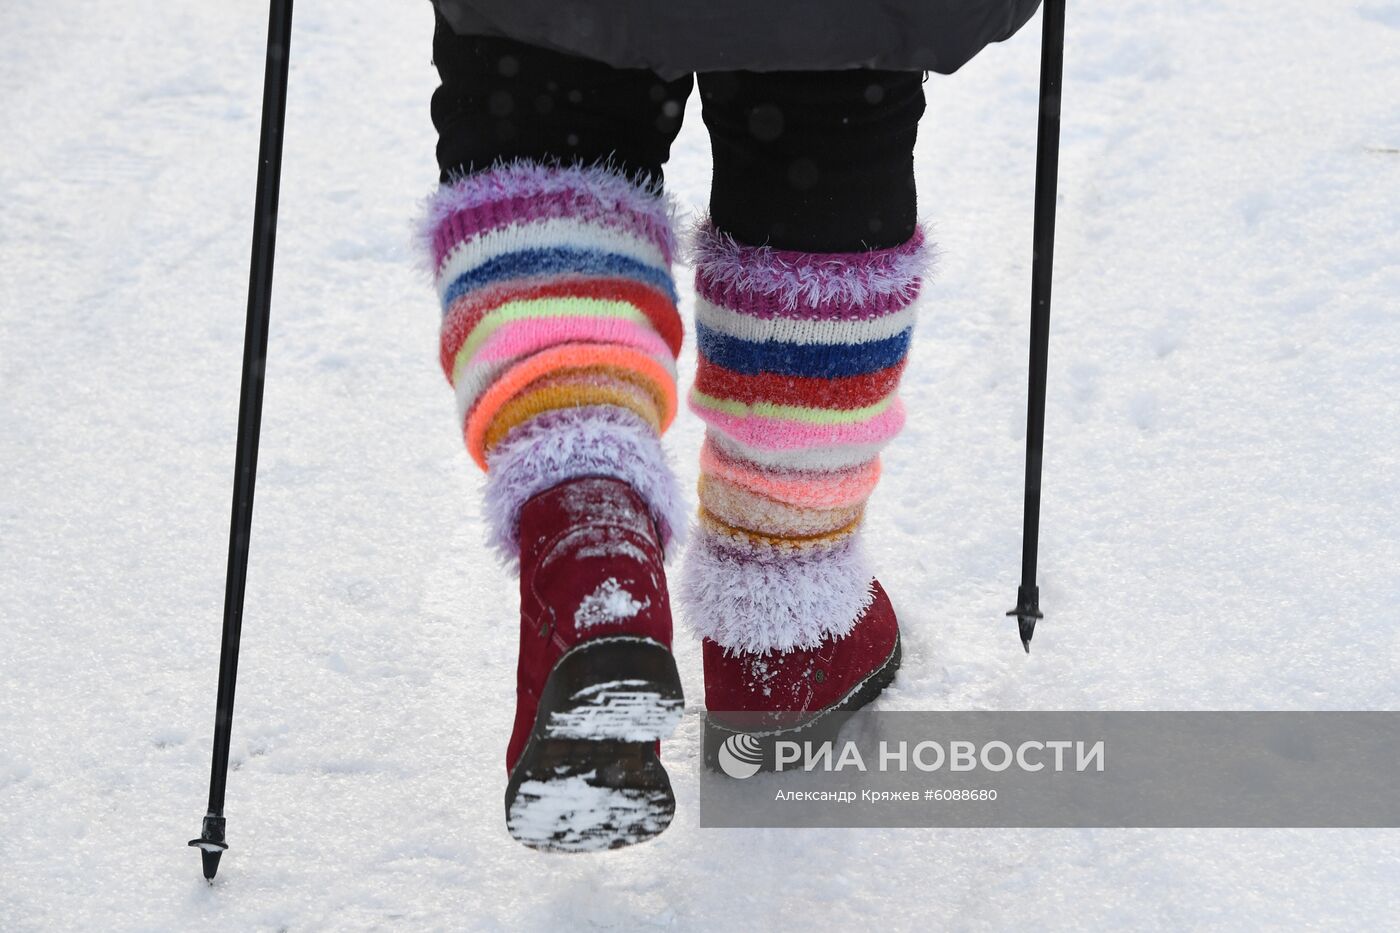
[2,0,1398,928]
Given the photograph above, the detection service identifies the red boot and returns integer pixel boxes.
[702,581,900,769]
[504,476,684,851]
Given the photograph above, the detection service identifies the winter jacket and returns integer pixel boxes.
[432,0,1042,79]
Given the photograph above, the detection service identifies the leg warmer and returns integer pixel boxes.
[422,161,688,565]
[679,221,931,653]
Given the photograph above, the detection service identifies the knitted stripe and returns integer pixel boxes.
[482,364,665,436]
[697,508,863,552]
[442,247,677,308]
[696,321,911,378]
[502,364,665,409]
[440,277,682,373]
[432,191,676,271]
[692,397,906,451]
[699,474,863,538]
[696,295,918,345]
[425,160,677,268]
[424,162,684,556]
[436,217,669,301]
[711,428,890,473]
[690,388,897,427]
[467,312,674,371]
[482,377,663,454]
[681,224,928,653]
[699,437,880,510]
[466,344,678,469]
[694,359,906,411]
[453,339,677,425]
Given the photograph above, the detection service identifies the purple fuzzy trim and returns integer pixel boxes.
[678,529,876,654]
[429,189,674,273]
[418,160,679,272]
[689,219,934,313]
[482,406,687,569]
[696,270,921,321]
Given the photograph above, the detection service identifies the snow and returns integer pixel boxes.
[2,0,1398,929]
[574,578,649,629]
[549,680,684,743]
[507,773,671,854]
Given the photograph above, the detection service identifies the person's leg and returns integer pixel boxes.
[424,14,694,848]
[698,69,923,251]
[431,19,690,185]
[685,68,928,737]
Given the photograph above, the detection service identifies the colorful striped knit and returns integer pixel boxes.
[679,221,930,654]
[422,161,687,564]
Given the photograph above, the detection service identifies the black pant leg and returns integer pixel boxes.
[431,12,694,186]
[697,69,926,251]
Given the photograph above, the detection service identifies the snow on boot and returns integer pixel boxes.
[421,161,690,850]
[677,223,929,763]
[701,581,899,769]
[504,476,684,851]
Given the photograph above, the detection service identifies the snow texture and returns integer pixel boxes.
[574,578,650,629]
[506,773,672,853]
[2,0,1399,929]
[548,683,684,742]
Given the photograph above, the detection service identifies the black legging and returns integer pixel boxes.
[430,15,926,252]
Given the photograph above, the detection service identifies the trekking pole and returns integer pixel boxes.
[1007,0,1065,653]
[188,0,293,882]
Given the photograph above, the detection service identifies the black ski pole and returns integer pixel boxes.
[188,0,293,882]
[1007,0,1065,654]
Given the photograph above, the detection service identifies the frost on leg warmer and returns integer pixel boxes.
[421,161,687,565]
[679,221,930,654]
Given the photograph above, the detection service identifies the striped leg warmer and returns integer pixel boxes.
[679,222,931,654]
[422,162,688,565]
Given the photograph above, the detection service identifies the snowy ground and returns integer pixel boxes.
[3,0,1399,929]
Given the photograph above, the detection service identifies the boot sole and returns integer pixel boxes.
[702,631,902,773]
[505,636,684,852]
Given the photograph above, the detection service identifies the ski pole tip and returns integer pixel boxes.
[1007,585,1042,654]
[190,813,228,881]
[188,837,228,881]
[201,847,223,882]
